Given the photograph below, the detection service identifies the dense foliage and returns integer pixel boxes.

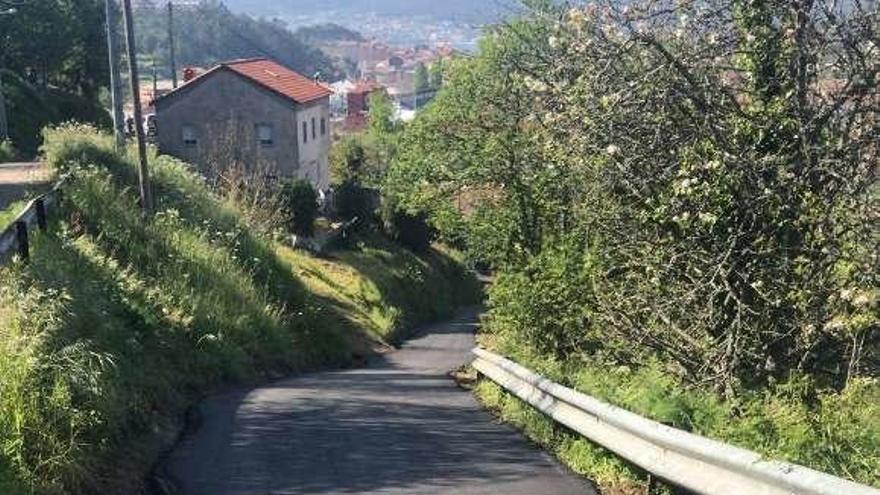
[387,0,878,487]
[0,139,16,162]
[389,0,879,394]
[0,1,110,154]
[293,23,365,44]
[134,1,342,80]
[0,0,108,97]
[0,70,110,155]
[281,178,318,236]
[383,206,434,253]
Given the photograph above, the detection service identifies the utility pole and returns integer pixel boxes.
[167,1,177,88]
[0,2,21,142]
[121,0,153,213]
[0,69,7,142]
[105,0,126,150]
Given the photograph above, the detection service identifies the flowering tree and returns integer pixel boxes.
[389,0,879,394]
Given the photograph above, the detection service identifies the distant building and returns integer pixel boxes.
[153,58,333,191]
[345,80,383,130]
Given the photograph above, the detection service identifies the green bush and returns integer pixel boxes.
[489,238,603,359]
[1,70,110,156]
[41,124,121,173]
[334,179,377,224]
[0,140,17,162]
[280,179,318,236]
[383,206,433,253]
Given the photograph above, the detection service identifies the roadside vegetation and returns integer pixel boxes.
[0,124,478,494]
[387,0,879,491]
[0,140,18,162]
[0,0,113,156]
[0,200,26,227]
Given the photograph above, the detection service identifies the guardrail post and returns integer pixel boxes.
[646,473,657,494]
[14,221,28,262]
[35,198,47,231]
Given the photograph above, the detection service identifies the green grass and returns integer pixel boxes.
[475,332,880,493]
[0,200,26,228]
[0,124,480,494]
[282,235,481,344]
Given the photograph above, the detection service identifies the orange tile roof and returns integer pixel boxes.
[224,58,332,104]
[153,58,332,106]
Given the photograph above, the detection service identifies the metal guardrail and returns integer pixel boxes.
[472,347,880,495]
[0,180,64,265]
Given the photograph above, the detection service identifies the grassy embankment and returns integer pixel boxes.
[0,125,480,495]
[474,328,880,494]
[0,200,26,227]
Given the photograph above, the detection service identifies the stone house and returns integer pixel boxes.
[153,58,333,191]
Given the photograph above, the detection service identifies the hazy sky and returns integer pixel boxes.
[223,0,520,24]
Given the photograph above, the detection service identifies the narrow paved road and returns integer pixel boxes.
[0,162,49,210]
[165,308,594,495]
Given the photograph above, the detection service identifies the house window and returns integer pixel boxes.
[256,124,274,147]
[311,117,316,140]
[320,117,326,136]
[182,125,197,147]
[302,121,308,144]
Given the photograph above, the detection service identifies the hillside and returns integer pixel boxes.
[223,0,520,24]
[134,2,343,80]
[0,125,479,494]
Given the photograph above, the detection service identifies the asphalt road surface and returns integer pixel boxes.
[0,162,49,211]
[165,308,594,495]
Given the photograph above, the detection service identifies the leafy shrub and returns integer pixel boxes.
[2,70,111,155]
[280,179,318,236]
[41,124,120,173]
[383,206,433,252]
[390,1,879,393]
[489,238,603,359]
[331,135,368,184]
[334,179,378,224]
[0,140,17,162]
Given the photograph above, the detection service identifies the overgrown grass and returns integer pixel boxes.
[0,124,480,494]
[282,235,481,344]
[476,331,880,493]
[0,200,26,228]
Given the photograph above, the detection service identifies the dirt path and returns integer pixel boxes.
[163,308,595,494]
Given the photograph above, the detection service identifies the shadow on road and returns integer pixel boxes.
[165,310,593,495]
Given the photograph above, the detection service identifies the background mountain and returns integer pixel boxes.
[135,2,345,80]
[222,0,520,25]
